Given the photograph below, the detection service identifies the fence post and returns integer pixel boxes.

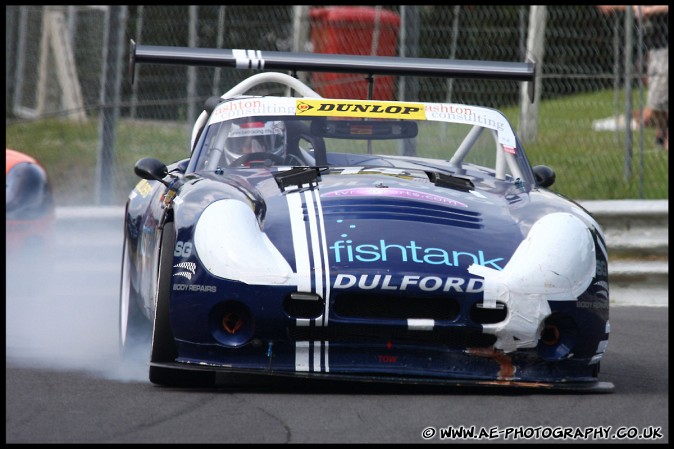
[622,7,634,182]
[187,6,199,126]
[130,5,144,119]
[96,5,127,205]
[519,5,546,143]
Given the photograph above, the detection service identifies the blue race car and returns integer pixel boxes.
[120,42,613,392]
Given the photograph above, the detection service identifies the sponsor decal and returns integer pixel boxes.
[134,179,153,198]
[333,273,485,293]
[162,189,176,207]
[329,223,504,269]
[323,187,468,207]
[322,172,496,205]
[172,284,217,293]
[423,104,475,117]
[326,221,502,292]
[174,242,193,258]
[171,260,215,293]
[423,103,507,133]
[210,98,296,123]
[173,262,196,280]
[576,300,608,310]
[214,99,262,112]
[422,103,516,148]
[296,99,426,120]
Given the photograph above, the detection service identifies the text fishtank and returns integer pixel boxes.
[328,239,505,270]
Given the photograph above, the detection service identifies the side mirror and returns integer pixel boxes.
[134,157,169,185]
[532,165,556,188]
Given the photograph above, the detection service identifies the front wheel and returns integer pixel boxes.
[150,221,179,365]
[149,221,215,388]
[149,221,185,386]
[118,239,152,361]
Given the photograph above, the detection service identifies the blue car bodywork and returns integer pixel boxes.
[120,43,612,392]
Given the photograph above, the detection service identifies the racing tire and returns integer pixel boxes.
[149,221,201,387]
[118,239,152,361]
[150,221,179,364]
[149,221,216,388]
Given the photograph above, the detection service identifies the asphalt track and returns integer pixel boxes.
[5,212,669,443]
[5,307,669,443]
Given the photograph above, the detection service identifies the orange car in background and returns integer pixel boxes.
[6,148,55,257]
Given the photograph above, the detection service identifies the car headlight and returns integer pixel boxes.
[194,199,295,285]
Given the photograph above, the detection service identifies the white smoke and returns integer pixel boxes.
[5,211,151,383]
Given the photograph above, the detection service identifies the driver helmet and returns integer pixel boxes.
[224,120,286,164]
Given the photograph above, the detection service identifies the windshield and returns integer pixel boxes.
[189,97,535,187]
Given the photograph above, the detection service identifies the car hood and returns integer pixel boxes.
[193,167,528,286]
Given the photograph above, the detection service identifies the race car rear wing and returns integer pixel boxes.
[129,40,536,101]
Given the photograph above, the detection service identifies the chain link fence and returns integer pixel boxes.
[5,5,668,205]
